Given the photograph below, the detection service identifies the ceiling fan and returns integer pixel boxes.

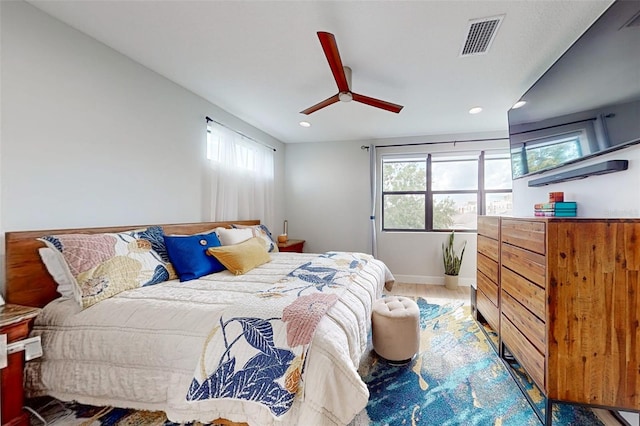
[301,31,404,115]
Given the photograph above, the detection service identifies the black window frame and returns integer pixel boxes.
[381,150,512,232]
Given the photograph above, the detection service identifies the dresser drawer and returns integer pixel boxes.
[501,266,546,319]
[477,270,498,306]
[501,290,546,353]
[477,253,498,283]
[501,243,546,289]
[478,235,499,262]
[476,288,499,332]
[478,216,500,240]
[501,315,545,390]
[502,219,546,255]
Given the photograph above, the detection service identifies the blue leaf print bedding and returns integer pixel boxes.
[187,252,372,418]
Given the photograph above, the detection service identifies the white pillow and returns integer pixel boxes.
[215,227,253,246]
[231,224,279,253]
[38,247,78,300]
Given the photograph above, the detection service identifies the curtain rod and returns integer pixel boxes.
[206,116,276,152]
[363,136,508,150]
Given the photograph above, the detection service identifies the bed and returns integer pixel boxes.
[5,220,394,425]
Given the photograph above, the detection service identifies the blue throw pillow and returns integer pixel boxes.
[163,233,225,282]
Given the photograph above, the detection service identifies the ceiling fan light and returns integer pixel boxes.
[299,121,311,127]
[338,92,353,102]
[469,106,483,114]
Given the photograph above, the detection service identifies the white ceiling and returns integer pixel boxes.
[27,0,613,144]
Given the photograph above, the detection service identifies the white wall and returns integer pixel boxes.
[286,132,509,286]
[513,144,640,217]
[0,0,285,295]
[284,140,370,254]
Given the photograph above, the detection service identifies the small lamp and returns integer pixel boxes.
[278,220,288,243]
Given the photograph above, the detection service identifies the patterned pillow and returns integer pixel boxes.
[39,228,174,309]
[231,224,279,253]
[129,226,177,280]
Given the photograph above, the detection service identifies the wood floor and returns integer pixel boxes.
[387,283,625,426]
[386,282,471,306]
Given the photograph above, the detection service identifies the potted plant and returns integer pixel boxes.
[442,231,466,290]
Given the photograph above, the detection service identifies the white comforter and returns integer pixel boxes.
[25,252,394,425]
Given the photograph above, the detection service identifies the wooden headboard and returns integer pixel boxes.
[5,220,260,308]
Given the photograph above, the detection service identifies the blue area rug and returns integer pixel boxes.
[351,297,604,426]
[28,297,604,425]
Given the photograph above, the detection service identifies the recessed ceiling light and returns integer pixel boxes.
[512,100,527,109]
[299,121,311,127]
[469,107,483,114]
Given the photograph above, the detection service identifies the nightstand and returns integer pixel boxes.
[277,239,305,253]
[1,304,41,426]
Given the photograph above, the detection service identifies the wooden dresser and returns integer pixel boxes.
[475,216,500,343]
[475,216,640,424]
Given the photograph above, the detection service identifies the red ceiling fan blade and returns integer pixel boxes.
[317,32,350,93]
[304,32,402,115]
[300,94,340,115]
[352,92,404,113]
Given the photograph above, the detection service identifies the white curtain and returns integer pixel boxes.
[369,144,378,258]
[207,122,274,225]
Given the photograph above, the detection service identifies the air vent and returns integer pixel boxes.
[460,15,504,56]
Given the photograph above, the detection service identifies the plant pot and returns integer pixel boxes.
[444,274,459,290]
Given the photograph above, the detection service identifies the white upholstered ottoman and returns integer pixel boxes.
[371,296,420,363]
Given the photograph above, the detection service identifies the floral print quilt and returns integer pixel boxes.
[187,252,370,417]
[26,252,394,425]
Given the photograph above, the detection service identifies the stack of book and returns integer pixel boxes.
[534,201,577,217]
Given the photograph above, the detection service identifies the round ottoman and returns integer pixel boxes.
[372,296,420,363]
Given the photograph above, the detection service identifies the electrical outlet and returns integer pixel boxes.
[0,334,7,369]
[25,336,43,361]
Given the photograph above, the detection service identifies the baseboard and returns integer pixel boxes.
[592,408,637,426]
[617,411,639,426]
[394,274,474,286]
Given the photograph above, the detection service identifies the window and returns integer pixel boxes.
[381,151,512,232]
[206,121,274,223]
[483,153,513,217]
[207,125,259,172]
[432,155,478,230]
[382,159,426,230]
[207,127,220,161]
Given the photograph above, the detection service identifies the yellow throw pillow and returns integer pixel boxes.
[206,237,271,275]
